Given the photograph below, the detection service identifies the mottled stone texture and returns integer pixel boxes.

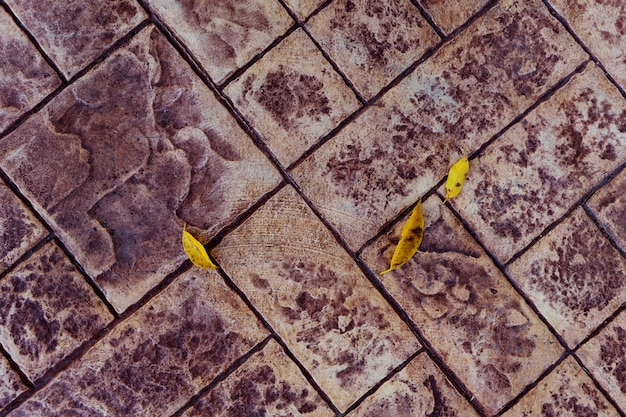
[454,63,626,262]
[360,196,562,415]
[283,0,326,19]
[147,0,293,84]
[292,0,586,250]
[0,26,281,313]
[214,186,420,412]
[502,356,619,416]
[350,353,480,417]
[183,339,334,417]
[421,0,490,34]
[307,0,440,99]
[225,28,361,166]
[0,355,26,409]
[10,269,268,417]
[4,0,145,78]
[588,168,626,253]
[0,242,113,382]
[0,9,60,132]
[0,182,47,273]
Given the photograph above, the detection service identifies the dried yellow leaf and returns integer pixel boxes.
[380,200,424,275]
[443,156,470,204]
[182,223,218,269]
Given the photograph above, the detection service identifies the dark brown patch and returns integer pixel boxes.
[599,326,626,393]
[540,379,608,416]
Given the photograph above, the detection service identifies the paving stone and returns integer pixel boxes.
[291,0,586,250]
[549,0,626,91]
[225,28,361,166]
[587,168,626,253]
[0,9,60,133]
[0,242,113,382]
[183,339,334,417]
[0,355,26,410]
[4,0,145,79]
[9,268,268,417]
[348,352,479,417]
[307,0,440,99]
[0,26,282,313]
[421,0,491,34]
[147,0,293,85]
[577,310,626,410]
[508,208,626,348]
[502,355,620,416]
[453,63,626,263]
[360,196,563,415]
[283,0,326,20]
[214,186,420,412]
[0,182,47,273]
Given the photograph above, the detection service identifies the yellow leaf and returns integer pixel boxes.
[380,200,424,275]
[182,223,218,269]
[443,156,470,204]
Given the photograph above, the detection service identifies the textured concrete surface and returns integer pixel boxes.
[0,0,625,416]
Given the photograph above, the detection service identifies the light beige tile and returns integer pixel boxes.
[360,196,563,415]
[292,0,586,250]
[0,242,113,381]
[502,356,620,417]
[225,28,361,166]
[283,0,326,20]
[0,355,26,409]
[453,63,626,262]
[214,186,420,412]
[587,168,626,253]
[420,0,490,34]
[183,339,334,417]
[307,0,440,99]
[10,268,268,417]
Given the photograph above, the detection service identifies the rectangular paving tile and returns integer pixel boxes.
[147,0,293,84]
[4,0,146,78]
[225,28,361,166]
[0,355,26,410]
[0,182,47,273]
[291,0,586,250]
[587,168,626,253]
[349,352,480,417]
[421,0,490,34]
[577,310,626,411]
[0,8,60,133]
[182,339,334,417]
[549,0,626,91]
[213,185,420,412]
[307,0,440,99]
[508,208,626,348]
[0,242,113,382]
[502,356,620,416]
[453,63,626,263]
[360,196,563,415]
[0,25,282,313]
[9,268,268,417]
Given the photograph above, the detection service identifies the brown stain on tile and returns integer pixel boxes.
[420,0,489,34]
[0,356,26,409]
[598,325,626,394]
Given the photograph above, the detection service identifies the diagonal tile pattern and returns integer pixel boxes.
[1,0,626,415]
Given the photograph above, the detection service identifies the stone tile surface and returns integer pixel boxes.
[183,339,334,417]
[214,186,420,412]
[307,0,440,99]
[0,9,60,133]
[0,242,113,382]
[225,28,361,166]
[0,26,281,313]
[147,0,292,85]
[502,355,620,416]
[508,208,626,348]
[283,0,326,20]
[454,63,626,263]
[588,168,626,253]
[0,182,47,273]
[292,0,586,250]
[9,268,268,417]
[360,196,563,415]
[421,0,491,34]
[348,352,479,417]
[577,310,626,410]
[0,355,26,409]
[4,0,146,78]
[549,0,626,91]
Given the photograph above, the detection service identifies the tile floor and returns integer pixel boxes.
[0,0,625,416]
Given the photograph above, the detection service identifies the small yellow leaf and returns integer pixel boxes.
[443,156,470,204]
[182,223,218,269]
[380,200,424,275]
